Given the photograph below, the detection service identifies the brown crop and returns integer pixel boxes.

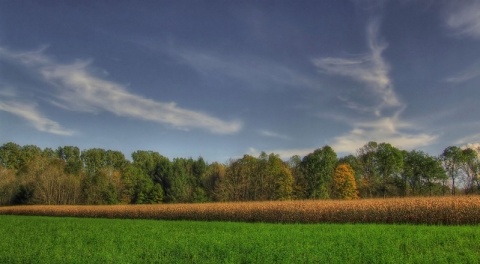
[1,196,480,225]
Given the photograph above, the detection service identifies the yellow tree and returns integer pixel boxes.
[332,163,358,200]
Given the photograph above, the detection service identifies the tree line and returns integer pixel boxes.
[0,141,479,205]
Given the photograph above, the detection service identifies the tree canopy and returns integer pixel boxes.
[0,141,476,205]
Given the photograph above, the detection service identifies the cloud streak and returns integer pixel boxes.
[0,100,75,136]
[258,129,291,140]
[167,46,320,91]
[313,19,437,153]
[313,19,400,116]
[1,46,242,135]
[330,114,437,153]
[445,1,480,39]
[445,62,480,83]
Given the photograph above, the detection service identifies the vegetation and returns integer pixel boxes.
[0,141,479,205]
[332,164,358,200]
[1,196,480,224]
[1,215,479,263]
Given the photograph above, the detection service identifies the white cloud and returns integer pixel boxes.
[445,1,480,39]
[0,100,75,136]
[2,46,242,135]
[313,19,400,115]
[258,129,291,140]
[313,20,437,154]
[330,119,437,154]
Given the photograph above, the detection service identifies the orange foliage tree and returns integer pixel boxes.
[332,163,358,200]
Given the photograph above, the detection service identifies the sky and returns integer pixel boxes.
[1,0,480,162]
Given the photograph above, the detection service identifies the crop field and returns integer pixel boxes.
[1,215,479,263]
[1,196,480,224]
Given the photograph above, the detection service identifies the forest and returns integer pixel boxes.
[0,141,479,205]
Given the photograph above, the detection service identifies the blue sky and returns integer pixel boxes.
[1,0,480,162]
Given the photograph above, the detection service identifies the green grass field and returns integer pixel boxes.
[1,215,479,263]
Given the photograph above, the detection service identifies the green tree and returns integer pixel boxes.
[300,146,337,199]
[121,164,163,204]
[338,154,363,181]
[460,148,479,194]
[20,145,42,168]
[403,150,447,196]
[356,141,380,198]
[81,148,107,176]
[56,146,83,175]
[376,143,404,197]
[165,158,191,202]
[441,146,463,195]
[267,153,294,200]
[224,155,257,201]
[81,148,129,204]
[191,157,208,202]
[288,155,305,199]
[203,162,227,201]
[82,167,119,205]
[0,142,22,170]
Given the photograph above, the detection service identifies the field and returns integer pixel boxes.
[1,196,480,224]
[1,215,479,263]
[2,197,480,262]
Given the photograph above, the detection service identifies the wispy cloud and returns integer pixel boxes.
[258,129,291,140]
[313,19,437,153]
[330,113,437,153]
[445,62,480,83]
[312,19,400,116]
[455,133,480,146]
[445,1,480,39]
[1,46,242,135]
[166,46,319,91]
[0,100,75,136]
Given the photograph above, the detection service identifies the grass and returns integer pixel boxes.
[1,215,479,263]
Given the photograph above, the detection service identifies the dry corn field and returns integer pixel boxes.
[1,196,480,225]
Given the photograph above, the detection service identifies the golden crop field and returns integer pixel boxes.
[1,196,480,225]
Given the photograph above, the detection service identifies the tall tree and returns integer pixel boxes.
[268,153,294,200]
[332,163,358,200]
[376,143,404,197]
[356,141,379,198]
[288,155,305,199]
[460,148,479,194]
[300,146,337,199]
[441,146,463,195]
[0,142,22,170]
[0,165,17,205]
[165,158,191,203]
[256,153,294,200]
[56,146,83,175]
[224,155,257,201]
[403,150,447,196]
[32,157,81,205]
[203,162,227,201]
[81,148,107,176]
[121,164,163,204]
